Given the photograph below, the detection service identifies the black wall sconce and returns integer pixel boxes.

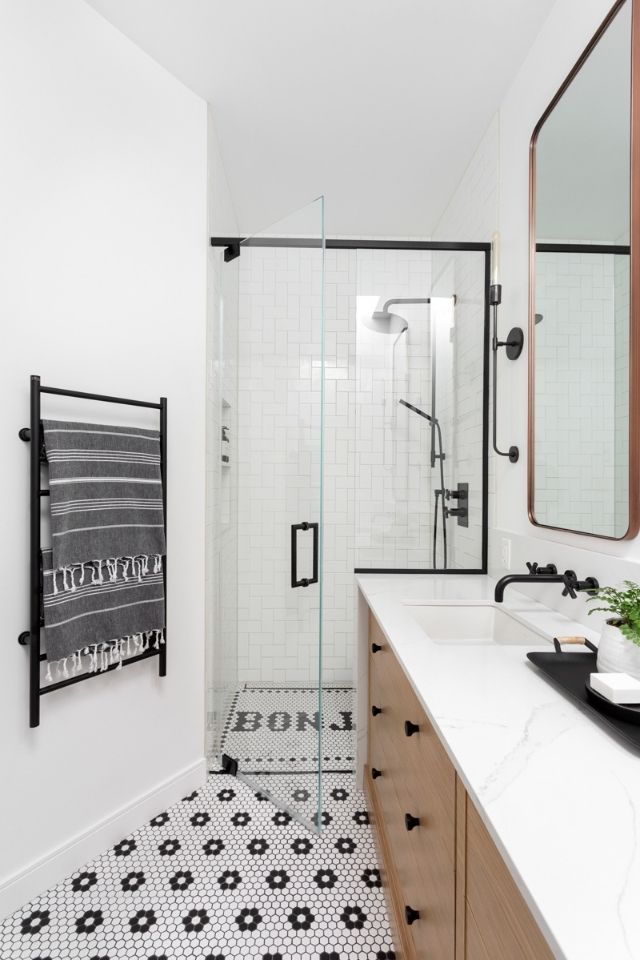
[491,282,522,463]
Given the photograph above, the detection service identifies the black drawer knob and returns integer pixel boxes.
[371,767,382,779]
[371,705,382,716]
[405,905,420,925]
[371,642,382,653]
[404,812,420,831]
[404,720,420,737]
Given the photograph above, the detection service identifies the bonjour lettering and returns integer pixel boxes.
[231,710,353,733]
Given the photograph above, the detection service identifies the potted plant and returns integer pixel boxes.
[587,581,640,680]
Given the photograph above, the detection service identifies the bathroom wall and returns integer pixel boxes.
[0,0,207,917]
[434,0,640,630]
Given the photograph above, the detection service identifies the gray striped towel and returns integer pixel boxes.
[42,549,165,669]
[42,419,166,570]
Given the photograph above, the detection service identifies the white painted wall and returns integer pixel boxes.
[0,0,207,917]
[435,0,640,631]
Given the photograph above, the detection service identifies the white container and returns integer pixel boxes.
[596,620,640,681]
[590,672,640,704]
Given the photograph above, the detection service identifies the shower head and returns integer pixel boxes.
[363,310,408,335]
[362,297,430,335]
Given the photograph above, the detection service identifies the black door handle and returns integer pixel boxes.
[405,813,420,831]
[371,768,382,779]
[404,720,420,737]
[291,522,319,588]
[371,705,382,716]
[371,642,382,653]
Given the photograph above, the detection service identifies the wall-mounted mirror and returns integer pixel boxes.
[529,0,638,539]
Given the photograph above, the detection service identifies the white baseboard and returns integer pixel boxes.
[0,757,207,922]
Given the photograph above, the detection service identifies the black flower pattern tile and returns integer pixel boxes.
[121,870,146,892]
[71,871,97,893]
[235,907,262,931]
[157,838,181,856]
[335,837,357,854]
[230,810,251,827]
[217,869,241,891]
[168,870,194,891]
[149,812,169,827]
[189,811,211,827]
[75,909,103,934]
[129,909,156,934]
[113,838,136,857]
[203,836,225,856]
[182,908,209,932]
[0,772,394,959]
[20,910,49,936]
[287,905,314,930]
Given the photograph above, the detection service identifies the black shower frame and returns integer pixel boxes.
[18,375,167,728]
[210,236,491,576]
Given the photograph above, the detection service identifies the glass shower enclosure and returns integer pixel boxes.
[207,224,490,830]
[215,198,326,829]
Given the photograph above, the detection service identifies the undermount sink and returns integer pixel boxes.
[403,603,551,647]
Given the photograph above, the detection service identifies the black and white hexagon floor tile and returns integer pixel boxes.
[0,773,396,959]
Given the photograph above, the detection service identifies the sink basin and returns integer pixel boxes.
[403,603,550,647]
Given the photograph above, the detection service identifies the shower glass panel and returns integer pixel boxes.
[221,198,325,830]
[354,246,487,570]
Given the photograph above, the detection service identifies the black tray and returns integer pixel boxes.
[527,645,640,751]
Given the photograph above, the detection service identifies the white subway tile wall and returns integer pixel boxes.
[233,244,486,686]
[534,251,629,536]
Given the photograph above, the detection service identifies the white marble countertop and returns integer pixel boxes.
[356,573,640,960]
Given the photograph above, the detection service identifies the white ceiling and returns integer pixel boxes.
[84,0,557,237]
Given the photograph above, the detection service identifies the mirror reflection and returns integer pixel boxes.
[531,0,632,538]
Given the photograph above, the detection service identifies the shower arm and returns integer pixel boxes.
[490,284,521,464]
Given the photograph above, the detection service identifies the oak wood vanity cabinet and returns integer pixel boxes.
[366,612,555,960]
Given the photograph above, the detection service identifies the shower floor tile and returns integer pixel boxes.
[1,773,396,960]
[221,685,355,774]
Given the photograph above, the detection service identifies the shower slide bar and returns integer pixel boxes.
[17,375,167,728]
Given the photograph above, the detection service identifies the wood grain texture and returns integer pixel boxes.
[365,766,416,960]
[455,778,467,960]
[464,801,555,960]
[368,611,554,960]
[369,613,456,960]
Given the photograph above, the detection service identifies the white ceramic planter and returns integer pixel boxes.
[597,620,640,680]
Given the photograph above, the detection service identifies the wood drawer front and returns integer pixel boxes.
[369,615,455,826]
[464,905,492,960]
[368,752,454,960]
[465,801,554,960]
[368,613,456,960]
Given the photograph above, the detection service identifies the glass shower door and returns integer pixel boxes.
[221,197,325,830]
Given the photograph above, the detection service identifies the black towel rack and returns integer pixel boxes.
[18,375,167,728]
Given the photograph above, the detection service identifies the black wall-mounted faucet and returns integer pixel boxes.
[494,564,599,603]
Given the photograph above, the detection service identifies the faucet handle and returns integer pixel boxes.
[526,562,558,576]
[562,570,578,599]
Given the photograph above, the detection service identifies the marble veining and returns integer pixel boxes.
[356,573,640,960]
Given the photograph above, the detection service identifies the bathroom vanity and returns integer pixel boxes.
[357,574,640,960]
